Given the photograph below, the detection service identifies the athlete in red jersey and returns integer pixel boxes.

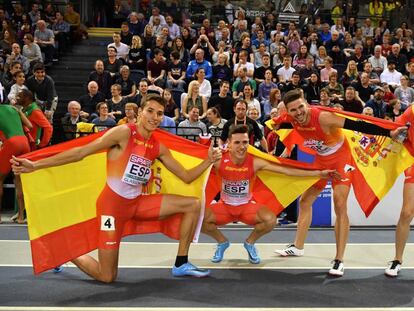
[275,89,404,276]
[12,94,222,283]
[385,106,414,276]
[202,125,338,264]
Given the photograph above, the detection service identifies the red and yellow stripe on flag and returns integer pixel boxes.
[266,106,414,216]
[21,129,212,274]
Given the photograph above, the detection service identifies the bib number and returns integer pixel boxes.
[122,154,152,186]
[101,215,115,231]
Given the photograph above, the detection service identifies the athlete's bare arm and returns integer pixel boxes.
[11,125,130,174]
[158,142,221,184]
[253,157,340,179]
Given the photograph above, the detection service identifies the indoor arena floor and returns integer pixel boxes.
[1,221,414,311]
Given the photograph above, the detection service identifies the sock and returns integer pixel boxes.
[175,255,188,267]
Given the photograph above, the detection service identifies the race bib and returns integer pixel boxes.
[222,179,250,205]
[122,154,152,186]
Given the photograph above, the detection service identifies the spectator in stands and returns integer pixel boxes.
[319,88,332,107]
[342,60,360,87]
[88,59,112,99]
[194,67,212,101]
[220,99,268,152]
[181,80,207,119]
[7,70,27,105]
[22,34,42,67]
[247,107,265,146]
[118,102,138,125]
[186,48,213,80]
[365,86,387,118]
[18,14,33,43]
[233,34,254,65]
[212,53,232,90]
[148,7,166,26]
[25,63,57,123]
[362,61,381,85]
[232,66,256,99]
[354,72,375,103]
[166,51,186,92]
[162,88,179,122]
[64,3,87,41]
[386,98,403,120]
[115,65,136,98]
[177,106,207,140]
[206,107,227,138]
[208,80,234,120]
[91,102,117,131]
[315,45,328,70]
[324,71,344,102]
[320,56,337,83]
[233,50,254,79]
[362,106,374,116]
[106,83,127,122]
[0,30,16,56]
[272,44,289,69]
[147,48,167,87]
[339,86,364,113]
[277,56,295,86]
[5,43,29,75]
[18,89,53,149]
[165,15,180,41]
[319,23,332,44]
[108,32,129,61]
[258,69,278,109]
[127,35,147,72]
[394,75,414,108]
[252,29,269,51]
[189,34,215,64]
[44,3,57,25]
[120,22,133,46]
[299,55,318,84]
[171,37,190,66]
[283,70,302,94]
[304,72,322,103]
[369,45,388,75]
[52,11,70,58]
[286,30,303,56]
[78,81,106,119]
[254,52,275,85]
[181,27,195,50]
[61,101,88,141]
[380,60,402,88]
[387,43,408,74]
[362,18,374,38]
[243,83,261,119]
[347,44,366,72]
[128,12,146,36]
[104,46,123,78]
[34,20,55,66]
[2,61,22,95]
[28,3,41,27]
[232,19,248,45]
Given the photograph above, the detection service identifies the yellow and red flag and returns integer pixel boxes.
[266,106,414,216]
[21,129,320,274]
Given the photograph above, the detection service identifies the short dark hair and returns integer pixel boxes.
[228,124,249,138]
[233,99,248,109]
[33,62,45,72]
[283,89,303,106]
[96,102,107,112]
[142,93,166,109]
[170,50,180,60]
[19,89,33,101]
[220,80,230,87]
[153,48,163,55]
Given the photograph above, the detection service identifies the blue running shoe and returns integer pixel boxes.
[52,266,63,273]
[172,262,210,278]
[212,241,230,263]
[243,241,260,264]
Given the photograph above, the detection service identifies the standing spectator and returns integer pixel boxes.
[78,81,106,118]
[108,32,129,61]
[52,11,70,58]
[369,0,384,27]
[208,80,234,120]
[177,106,207,140]
[5,43,29,75]
[394,76,414,108]
[91,102,117,131]
[88,59,113,99]
[166,51,186,92]
[22,34,42,67]
[34,20,55,66]
[61,101,88,141]
[25,63,57,122]
[147,48,167,87]
[186,49,213,80]
[365,86,387,118]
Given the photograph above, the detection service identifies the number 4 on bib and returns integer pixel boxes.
[101,216,115,231]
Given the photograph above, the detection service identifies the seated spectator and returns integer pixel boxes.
[348,44,367,72]
[380,60,402,88]
[128,12,146,36]
[34,20,55,66]
[104,46,123,78]
[304,73,322,104]
[194,67,212,101]
[362,106,375,116]
[127,35,146,72]
[52,11,70,58]
[318,88,333,107]
[25,63,57,122]
[325,30,344,53]
[5,43,30,75]
[324,71,344,102]
[286,30,303,56]
[120,22,133,46]
[0,30,16,57]
[118,102,138,125]
[206,107,227,138]
[354,72,375,103]
[162,88,179,122]
[208,80,234,120]
[265,88,282,118]
[387,43,408,75]
[78,81,106,119]
[7,70,27,105]
[106,84,127,122]
[186,48,213,80]
[283,71,302,94]
[408,62,414,87]
[212,53,232,90]
[91,102,117,131]
[362,61,381,85]
[115,65,136,98]
[129,78,149,105]
[342,60,360,87]
[369,45,388,75]
[177,106,207,140]
[306,32,322,58]
[292,45,309,70]
[166,51,186,92]
[233,50,255,79]
[233,33,254,65]
[315,45,328,70]
[150,35,171,60]
[277,56,296,86]
[159,114,177,134]
[386,99,403,120]
[142,24,154,51]
[254,52,276,85]
[252,29,269,51]
[212,40,231,66]
[181,27,195,50]
[243,83,261,119]
[2,61,22,95]
[299,55,318,84]
[394,75,414,108]
[273,44,290,69]
[181,80,207,119]
[147,48,167,87]
[320,56,337,83]
[88,59,113,99]
[247,107,265,148]
[232,67,256,99]
[165,15,180,41]
[339,86,364,113]
[343,32,355,58]
[365,86,387,118]
[258,69,278,107]
[108,32,129,61]
[171,37,190,66]
[61,101,88,141]
[189,34,215,63]
[382,83,396,103]
[64,3,88,41]
[22,34,42,66]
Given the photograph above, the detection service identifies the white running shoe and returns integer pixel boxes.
[274,244,304,257]
[385,260,401,277]
[328,259,344,277]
